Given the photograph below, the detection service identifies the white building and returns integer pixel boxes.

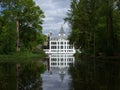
[44,26,76,54]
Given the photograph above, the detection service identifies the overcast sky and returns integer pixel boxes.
[34,0,71,36]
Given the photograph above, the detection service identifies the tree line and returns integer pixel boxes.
[65,0,120,56]
[0,0,45,54]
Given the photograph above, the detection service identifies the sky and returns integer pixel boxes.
[34,0,71,36]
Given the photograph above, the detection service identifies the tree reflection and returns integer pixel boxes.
[0,61,45,90]
[69,59,120,90]
[0,62,16,90]
[18,62,45,90]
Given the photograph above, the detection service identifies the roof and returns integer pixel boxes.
[59,25,65,35]
[50,25,67,40]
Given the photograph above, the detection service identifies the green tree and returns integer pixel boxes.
[0,0,45,53]
[0,15,16,54]
[66,0,120,56]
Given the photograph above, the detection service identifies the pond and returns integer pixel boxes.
[0,55,120,90]
[0,61,45,90]
[69,58,120,90]
[41,54,75,90]
[42,54,120,90]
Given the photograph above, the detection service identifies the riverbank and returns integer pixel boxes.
[0,51,46,62]
[75,52,120,60]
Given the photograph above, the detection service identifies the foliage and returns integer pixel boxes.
[65,0,120,56]
[0,0,45,54]
[0,51,46,62]
[0,15,16,54]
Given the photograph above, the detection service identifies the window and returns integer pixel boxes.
[51,42,56,44]
[51,58,56,61]
[61,42,63,44]
[51,63,56,65]
[51,46,56,49]
[67,46,69,49]
[69,45,73,49]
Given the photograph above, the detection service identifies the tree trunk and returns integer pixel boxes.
[16,18,20,51]
[106,1,114,55]
[94,32,96,57]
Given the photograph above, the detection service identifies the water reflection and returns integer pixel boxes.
[69,59,120,90]
[0,62,16,90]
[49,54,74,70]
[42,54,75,90]
[0,61,45,90]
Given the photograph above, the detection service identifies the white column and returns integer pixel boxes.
[49,55,51,68]
[59,40,61,53]
[66,41,67,53]
[57,41,58,53]
[63,41,65,52]
[55,40,57,51]
[49,40,51,52]
[65,55,67,67]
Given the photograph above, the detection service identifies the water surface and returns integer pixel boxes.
[0,61,45,90]
[41,54,75,90]
[0,55,120,90]
[69,58,120,90]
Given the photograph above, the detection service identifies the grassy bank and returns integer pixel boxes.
[75,51,120,60]
[0,51,46,62]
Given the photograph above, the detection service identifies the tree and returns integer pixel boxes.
[66,0,120,56]
[0,0,45,53]
[0,15,16,54]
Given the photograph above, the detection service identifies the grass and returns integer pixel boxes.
[0,51,46,62]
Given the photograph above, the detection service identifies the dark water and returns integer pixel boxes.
[70,59,120,90]
[0,61,45,90]
[0,56,120,90]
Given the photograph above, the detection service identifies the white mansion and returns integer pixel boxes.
[44,26,76,54]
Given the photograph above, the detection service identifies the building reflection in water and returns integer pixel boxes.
[46,54,75,81]
[49,54,74,68]
[42,54,75,90]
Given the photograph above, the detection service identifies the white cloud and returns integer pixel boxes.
[34,0,71,36]
[44,17,54,22]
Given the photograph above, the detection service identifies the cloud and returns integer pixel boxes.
[34,0,71,36]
